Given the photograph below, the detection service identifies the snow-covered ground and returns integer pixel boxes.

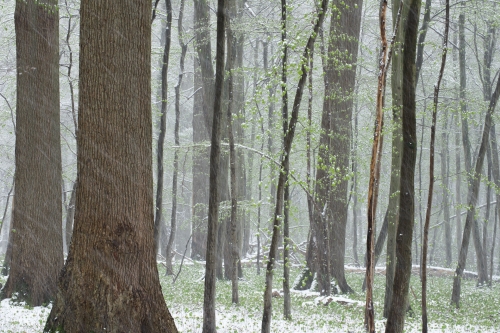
[1,264,499,332]
[1,295,498,333]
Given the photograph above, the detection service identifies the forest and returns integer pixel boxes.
[0,0,499,332]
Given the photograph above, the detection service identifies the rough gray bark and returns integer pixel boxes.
[1,0,63,307]
[324,0,362,294]
[44,1,178,330]
[191,0,215,260]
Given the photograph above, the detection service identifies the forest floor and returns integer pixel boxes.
[0,261,499,332]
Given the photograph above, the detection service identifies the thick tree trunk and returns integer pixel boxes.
[385,0,420,329]
[44,1,177,331]
[1,0,63,307]
[324,0,362,294]
[191,0,215,260]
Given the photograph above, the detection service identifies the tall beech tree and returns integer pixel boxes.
[321,0,362,294]
[44,1,177,331]
[0,0,63,306]
[192,0,215,260]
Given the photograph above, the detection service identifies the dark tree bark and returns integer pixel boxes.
[421,2,449,330]
[451,73,500,307]
[166,0,187,276]
[202,0,225,330]
[154,0,172,254]
[44,1,177,331]
[1,0,63,307]
[385,0,420,329]
[383,0,407,316]
[261,2,329,331]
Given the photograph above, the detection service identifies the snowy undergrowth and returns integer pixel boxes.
[0,263,499,332]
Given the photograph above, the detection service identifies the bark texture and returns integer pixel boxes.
[202,0,225,330]
[1,0,63,307]
[385,0,420,329]
[324,0,362,294]
[44,2,177,331]
[191,0,214,260]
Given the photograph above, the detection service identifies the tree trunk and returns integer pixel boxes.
[451,71,500,307]
[226,4,239,303]
[422,3,449,330]
[280,0,291,320]
[385,0,420,329]
[191,0,215,260]
[489,124,500,285]
[44,1,177,331]
[324,0,362,294]
[441,113,452,267]
[261,2,329,331]
[202,0,225,330]
[166,0,187,276]
[458,9,488,284]
[65,181,77,253]
[154,0,172,254]
[1,0,63,307]
[384,0,407,317]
